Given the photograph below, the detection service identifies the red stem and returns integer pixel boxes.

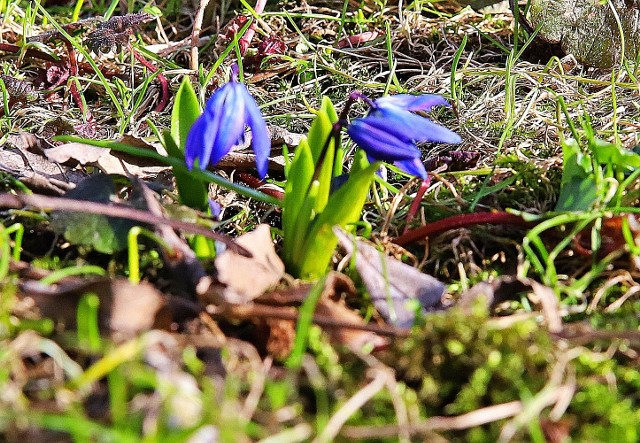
[239,0,267,54]
[393,211,534,246]
[61,39,93,123]
[0,42,59,62]
[133,48,169,112]
[403,178,429,234]
[236,172,284,200]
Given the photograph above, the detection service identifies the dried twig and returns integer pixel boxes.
[314,369,389,443]
[340,401,525,439]
[190,0,211,71]
[0,192,250,256]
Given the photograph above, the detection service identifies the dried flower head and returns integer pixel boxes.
[0,74,36,102]
[85,12,153,54]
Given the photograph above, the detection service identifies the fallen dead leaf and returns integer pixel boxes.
[2,132,87,191]
[335,228,446,328]
[45,137,170,178]
[20,277,171,337]
[198,224,285,304]
[45,142,107,164]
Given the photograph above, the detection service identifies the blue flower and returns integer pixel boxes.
[185,65,271,178]
[346,94,461,179]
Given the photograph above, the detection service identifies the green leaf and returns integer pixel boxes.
[286,274,328,369]
[164,131,209,211]
[171,78,201,154]
[350,149,370,175]
[283,138,314,238]
[50,175,137,254]
[298,162,379,279]
[592,138,640,170]
[555,139,598,211]
[307,97,339,213]
[285,180,320,275]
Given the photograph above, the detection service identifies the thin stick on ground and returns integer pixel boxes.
[190,0,211,71]
[132,47,169,112]
[0,192,249,256]
[340,400,526,439]
[313,369,388,443]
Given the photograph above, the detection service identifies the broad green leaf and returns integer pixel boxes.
[50,175,137,254]
[171,78,201,153]
[321,95,339,124]
[592,138,640,170]
[283,138,314,239]
[164,131,208,211]
[285,180,320,275]
[555,139,597,211]
[298,163,379,279]
[350,149,371,175]
[307,97,339,213]
[163,129,182,160]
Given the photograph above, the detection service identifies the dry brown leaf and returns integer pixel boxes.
[45,142,107,164]
[45,137,169,178]
[316,272,389,352]
[198,224,285,304]
[316,298,389,352]
[335,228,446,328]
[2,133,86,190]
[21,278,171,336]
[266,318,296,360]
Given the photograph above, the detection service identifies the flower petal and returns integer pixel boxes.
[347,116,422,161]
[394,157,427,179]
[243,86,271,179]
[375,94,450,112]
[207,82,247,166]
[367,108,462,144]
[378,109,462,144]
[185,84,233,169]
[185,113,216,169]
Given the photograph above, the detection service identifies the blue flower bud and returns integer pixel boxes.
[346,94,461,179]
[185,65,271,179]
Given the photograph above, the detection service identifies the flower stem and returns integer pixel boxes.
[393,211,533,246]
[132,48,169,112]
[403,178,429,233]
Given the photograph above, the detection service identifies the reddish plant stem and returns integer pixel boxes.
[61,39,93,123]
[393,211,534,246]
[236,172,284,200]
[133,48,169,112]
[403,178,429,234]
[0,42,59,62]
[239,0,267,54]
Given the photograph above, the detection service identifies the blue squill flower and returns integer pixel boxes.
[185,65,270,178]
[346,94,461,179]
